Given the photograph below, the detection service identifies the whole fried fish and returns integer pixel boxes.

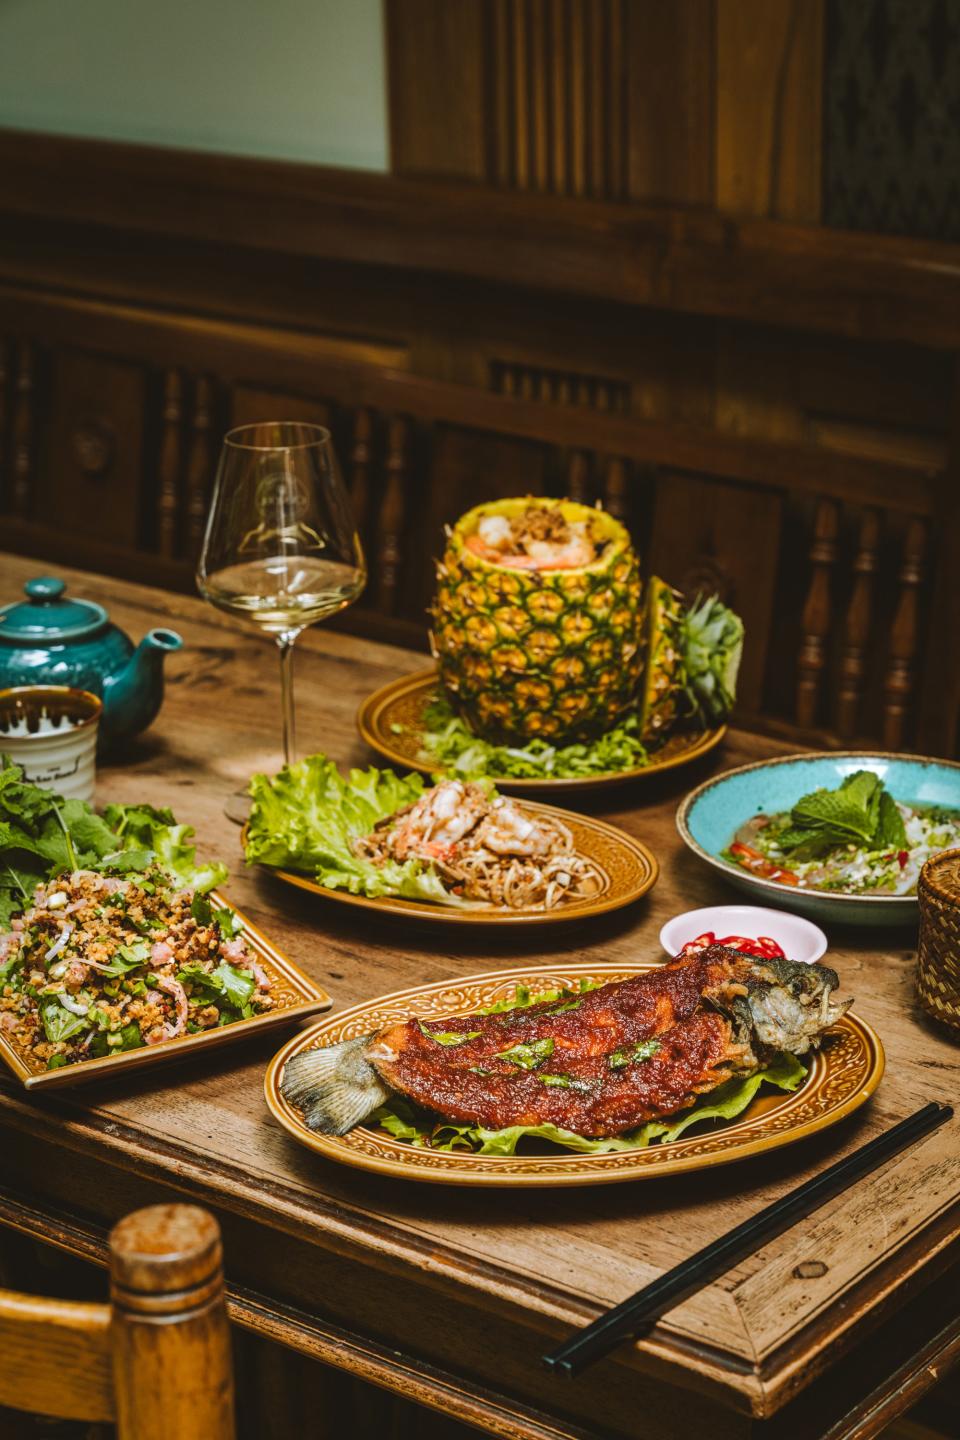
[281,947,850,1138]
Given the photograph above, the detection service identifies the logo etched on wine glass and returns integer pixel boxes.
[239,467,327,557]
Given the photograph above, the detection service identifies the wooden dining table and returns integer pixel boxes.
[1,552,958,1440]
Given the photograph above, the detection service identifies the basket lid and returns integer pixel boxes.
[919,848,960,903]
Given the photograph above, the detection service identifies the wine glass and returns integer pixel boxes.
[197,421,366,814]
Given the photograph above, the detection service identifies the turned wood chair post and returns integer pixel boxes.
[109,1203,236,1440]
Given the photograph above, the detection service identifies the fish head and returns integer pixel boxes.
[702,946,851,1062]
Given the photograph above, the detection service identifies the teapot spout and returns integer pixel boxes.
[141,628,184,659]
[102,628,183,744]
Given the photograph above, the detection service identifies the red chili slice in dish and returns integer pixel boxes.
[680,931,787,961]
[728,843,800,887]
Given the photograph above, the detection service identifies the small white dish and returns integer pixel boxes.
[659,904,828,965]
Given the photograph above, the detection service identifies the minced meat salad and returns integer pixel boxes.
[0,869,273,1071]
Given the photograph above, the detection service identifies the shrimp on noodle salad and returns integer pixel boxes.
[353,780,604,909]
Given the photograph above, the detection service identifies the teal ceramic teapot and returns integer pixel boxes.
[0,576,183,748]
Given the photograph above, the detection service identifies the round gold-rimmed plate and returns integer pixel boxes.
[244,805,658,925]
[356,669,726,794]
[264,962,884,1187]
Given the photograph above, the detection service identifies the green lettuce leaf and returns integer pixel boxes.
[245,754,475,907]
[90,1021,144,1057]
[176,959,255,1015]
[419,694,649,781]
[40,996,90,1045]
[102,802,227,892]
[0,758,229,926]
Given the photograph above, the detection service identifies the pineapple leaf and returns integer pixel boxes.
[680,595,744,724]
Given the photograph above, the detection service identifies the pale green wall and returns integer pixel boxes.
[0,0,388,170]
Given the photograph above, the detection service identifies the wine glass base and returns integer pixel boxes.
[223,788,252,826]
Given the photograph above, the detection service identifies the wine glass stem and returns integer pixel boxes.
[277,633,297,765]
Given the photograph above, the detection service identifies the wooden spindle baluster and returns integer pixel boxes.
[377,417,409,615]
[109,1205,234,1440]
[349,407,373,549]
[184,376,214,558]
[157,370,183,559]
[556,374,572,406]
[567,450,589,503]
[519,368,534,401]
[11,340,35,517]
[602,456,628,520]
[796,498,840,729]
[884,517,927,750]
[576,376,592,407]
[500,365,517,398]
[836,507,880,739]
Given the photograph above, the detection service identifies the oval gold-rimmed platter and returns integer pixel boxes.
[244,807,659,926]
[356,668,726,795]
[264,962,884,1187]
[1,894,331,1091]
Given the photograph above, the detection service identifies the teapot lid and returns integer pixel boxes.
[0,577,109,643]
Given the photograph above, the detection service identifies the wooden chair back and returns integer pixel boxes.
[0,1202,235,1439]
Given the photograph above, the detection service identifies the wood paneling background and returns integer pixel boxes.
[388,0,823,217]
[2,0,960,758]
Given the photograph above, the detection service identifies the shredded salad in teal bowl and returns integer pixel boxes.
[678,753,960,924]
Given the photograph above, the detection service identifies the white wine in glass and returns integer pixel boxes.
[197,422,366,785]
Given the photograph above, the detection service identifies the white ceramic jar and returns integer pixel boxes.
[0,686,102,802]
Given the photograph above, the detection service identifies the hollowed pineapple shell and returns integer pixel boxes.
[430,498,643,745]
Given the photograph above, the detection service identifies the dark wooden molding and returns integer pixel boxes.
[0,282,940,515]
[4,128,960,349]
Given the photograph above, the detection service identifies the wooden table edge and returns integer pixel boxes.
[4,1083,959,1419]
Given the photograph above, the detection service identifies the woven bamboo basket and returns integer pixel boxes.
[917,848,960,1036]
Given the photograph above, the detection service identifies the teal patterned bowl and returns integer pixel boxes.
[677,752,960,926]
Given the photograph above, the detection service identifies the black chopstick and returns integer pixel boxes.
[543,1100,953,1378]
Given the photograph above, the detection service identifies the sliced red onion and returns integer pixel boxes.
[155,974,188,1038]
[58,991,89,1017]
[45,922,75,962]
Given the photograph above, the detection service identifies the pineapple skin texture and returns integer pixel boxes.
[430,499,643,745]
[637,577,685,742]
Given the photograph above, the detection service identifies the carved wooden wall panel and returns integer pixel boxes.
[624,0,715,205]
[715,0,824,223]
[388,0,825,217]
[42,350,145,550]
[486,0,629,198]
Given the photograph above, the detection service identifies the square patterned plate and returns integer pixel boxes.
[1,893,331,1090]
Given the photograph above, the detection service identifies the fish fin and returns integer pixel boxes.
[280,1034,392,1135]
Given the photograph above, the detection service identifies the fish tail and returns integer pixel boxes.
[280,1034,392,1135]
